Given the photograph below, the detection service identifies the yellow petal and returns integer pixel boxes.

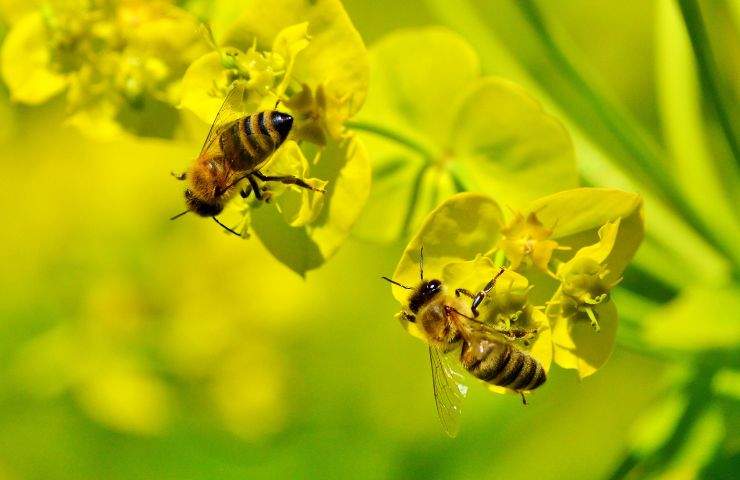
[390,193,504,304]
[1,13,67,104]
[452,77,579,208]
[550,295,618,378]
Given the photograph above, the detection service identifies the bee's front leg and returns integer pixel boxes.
[171,171,187,181]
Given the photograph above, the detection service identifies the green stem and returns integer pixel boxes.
[401,164,429,237]
[515,0,739,273]
[515,0,675,198]
[676,0,740,167]
[346,120,436,162]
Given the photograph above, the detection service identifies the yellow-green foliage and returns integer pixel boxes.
[0,0,737,479]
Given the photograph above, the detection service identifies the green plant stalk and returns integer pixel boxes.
[347,120,434,236]
[514,0,740,273]
[514,0,674,199]
[346,120,436,162]
[676,0,740,167]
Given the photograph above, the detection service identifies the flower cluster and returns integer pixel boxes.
[0,0,207,138]
[388,189,643,391]
[177,0,370,275]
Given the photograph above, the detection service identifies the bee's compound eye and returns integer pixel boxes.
[428,279,442,292]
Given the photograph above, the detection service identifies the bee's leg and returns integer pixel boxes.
[246,174,262,200]
[520,392,528,405]
[455,288,476,299]
[253,171,325,193]
[469,268,506,317]
[400,312,416,323]
[171,171,187,181]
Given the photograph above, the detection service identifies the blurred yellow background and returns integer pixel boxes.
[0,1,737,479]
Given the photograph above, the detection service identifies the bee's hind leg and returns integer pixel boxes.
[253,171,325,193]
[243,174,262,200]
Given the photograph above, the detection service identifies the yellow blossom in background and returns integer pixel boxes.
[0,0,208,138]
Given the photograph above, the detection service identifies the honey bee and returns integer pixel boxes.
[383,249,546,437]
[171,84,324,234]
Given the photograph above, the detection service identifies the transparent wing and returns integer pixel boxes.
[199,83,250,156]
[453,311,510,344]
[429,345,468,438]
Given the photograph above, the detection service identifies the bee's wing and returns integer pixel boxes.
[199,84,251,156]
[455,311,510,343]
[429,345,468,438]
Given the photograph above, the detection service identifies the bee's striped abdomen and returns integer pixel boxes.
[220,111,290,172]
[460,338,546,392]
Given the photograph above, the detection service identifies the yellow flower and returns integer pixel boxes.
[498,210,568,275]
[0,0,207,138]
[547,220,625,377]
[179,0,370,275]
[388,188,644,386]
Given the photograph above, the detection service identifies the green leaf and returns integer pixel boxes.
[657,0,740,267]
[657,405,724,478]
[712,369,740,400]
[0,12,67,104]
[628,394,688,457]
[450,77,579,208]
[642,286,740,352]
[353,28,578,242]
[223,0,369,119]
[357,27,479,149]
[390,192,504,303]
[252,134,370,276]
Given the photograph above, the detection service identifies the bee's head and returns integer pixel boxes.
[408,279,443,313]
[185,189,223,217]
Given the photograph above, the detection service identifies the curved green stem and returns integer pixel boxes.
[515,1,673,194]
[515,0,739,273]
[346,120,436,162]
[401,164,429,236]
[677,0,740,167]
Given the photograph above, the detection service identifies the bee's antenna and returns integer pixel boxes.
[381,276,412,290]
[419,245,424,280]
[212,216,241,237]
[170,210,189,220]
[274,98,280,109]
